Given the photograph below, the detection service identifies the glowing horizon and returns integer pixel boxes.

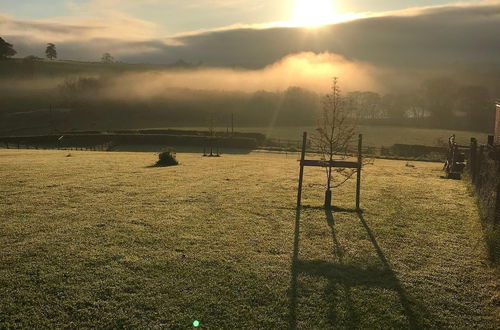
[291,0,362,28]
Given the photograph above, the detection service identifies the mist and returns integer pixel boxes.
[0,51,498,133]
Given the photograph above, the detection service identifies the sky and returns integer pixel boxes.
[1,0,499,71]
[0,0,479,34]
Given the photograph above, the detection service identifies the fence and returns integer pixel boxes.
[0,134,258,150]
[263,138,447,161]
[2,140,113,152]
[468,137,500,226]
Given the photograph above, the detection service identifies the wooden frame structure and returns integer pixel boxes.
[296,132,363,209]
[444,139,467,179]
[203,138,220,157]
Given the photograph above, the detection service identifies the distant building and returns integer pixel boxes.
[496,101,500,145]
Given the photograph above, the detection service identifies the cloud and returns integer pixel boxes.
[67,0,264,13]
[142,1,500,68]
[0,12,159,42]
[1,1,500,74]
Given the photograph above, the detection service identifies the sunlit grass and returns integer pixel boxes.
[0,149,497,328]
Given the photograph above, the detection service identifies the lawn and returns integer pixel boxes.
[0,149,497,329]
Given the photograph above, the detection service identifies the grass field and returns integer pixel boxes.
[0,149,498,328]
[171,125,490,148]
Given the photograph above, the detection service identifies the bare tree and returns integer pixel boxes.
[312,78,359,208]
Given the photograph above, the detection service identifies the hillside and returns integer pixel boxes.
[0,149,497,328]
[0,58,195,78]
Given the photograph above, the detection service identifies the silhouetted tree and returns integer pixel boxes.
[171,59,195,69]
[279,87,320,124]
[456,85,494,130]
[406,93,426,120]
[24,55,42,61]
[381,93,408,119]
[421,78,457,123]
[346,91,381,119]
[101,52,115,64]
[0,37,17,59]
[242,90,280,124]
[59,77,104,107]
[45,43,57,60]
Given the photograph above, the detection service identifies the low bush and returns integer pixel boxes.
[155,150,178,167]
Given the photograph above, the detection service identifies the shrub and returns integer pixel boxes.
[155,150,178,167]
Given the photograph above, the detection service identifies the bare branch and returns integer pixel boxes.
[312,78,360,191]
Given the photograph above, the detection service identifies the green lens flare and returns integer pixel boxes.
[193,320,200,327]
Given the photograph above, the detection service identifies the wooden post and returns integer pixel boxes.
[488,135,494,146]
[477,145,484,189]
[470,138,478,183]
[356,134,363,210]
[496,180,500,226]
[453,144,459,172]
[296,132,307,208]
[231,112,234,136]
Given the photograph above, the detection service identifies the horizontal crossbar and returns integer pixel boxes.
[301,159,359,169]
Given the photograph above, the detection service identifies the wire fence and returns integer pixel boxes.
[261,138,448,162]
[469,138,500,226]
[2,141,114,152]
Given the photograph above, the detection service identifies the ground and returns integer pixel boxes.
[0,149,497,329]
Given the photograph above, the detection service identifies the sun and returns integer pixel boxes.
[293,0,336,27]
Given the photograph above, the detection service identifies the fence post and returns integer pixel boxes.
[487,135,494,146]
[476,145,484,190]
[495,179,500,226]
[297,132,307,208]
[470,138,478,184]
[356,134,363,211]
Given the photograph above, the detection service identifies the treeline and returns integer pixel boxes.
[56,75,497,131]
[0,72,496,133]
[346,78,495,131]
[53,82,321,128]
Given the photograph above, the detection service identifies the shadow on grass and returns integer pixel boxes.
[145,164,179,169]
[439,175,461,180]
[288,208,301,330]
[301,205,359,213]
[288,208,423,329]
[113,144,254,155]
[356,211,422,329]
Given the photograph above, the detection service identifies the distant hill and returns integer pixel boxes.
[0,58,200,78]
